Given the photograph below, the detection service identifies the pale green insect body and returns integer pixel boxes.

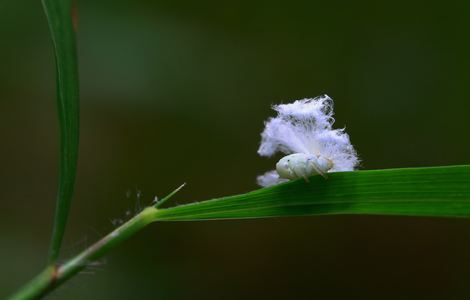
[276,153,333,180]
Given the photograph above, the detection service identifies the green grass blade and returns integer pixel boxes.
[42,0,80,262]
[154,165,470,221]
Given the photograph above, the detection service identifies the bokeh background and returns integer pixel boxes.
[1,0,470,299]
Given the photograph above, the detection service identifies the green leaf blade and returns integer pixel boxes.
[154,165,470,221]
[42,0,80,262]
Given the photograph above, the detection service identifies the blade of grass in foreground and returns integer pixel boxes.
[42,0,80,263]
[153,165,470,220]
[8,165,470,299]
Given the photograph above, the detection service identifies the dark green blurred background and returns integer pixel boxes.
[1,0,470,299]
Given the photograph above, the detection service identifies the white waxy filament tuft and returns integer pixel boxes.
[257,95,359,187]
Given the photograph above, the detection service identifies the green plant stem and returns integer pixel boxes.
[8,207,157,300]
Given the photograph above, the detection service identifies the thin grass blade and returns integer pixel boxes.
[42,0,80,262]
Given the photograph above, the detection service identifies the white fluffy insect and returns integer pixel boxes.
[257,95,359,187]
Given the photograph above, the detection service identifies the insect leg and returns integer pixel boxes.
[309,161,328,179]
[289,166,310,182]
[301,165,311,182]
